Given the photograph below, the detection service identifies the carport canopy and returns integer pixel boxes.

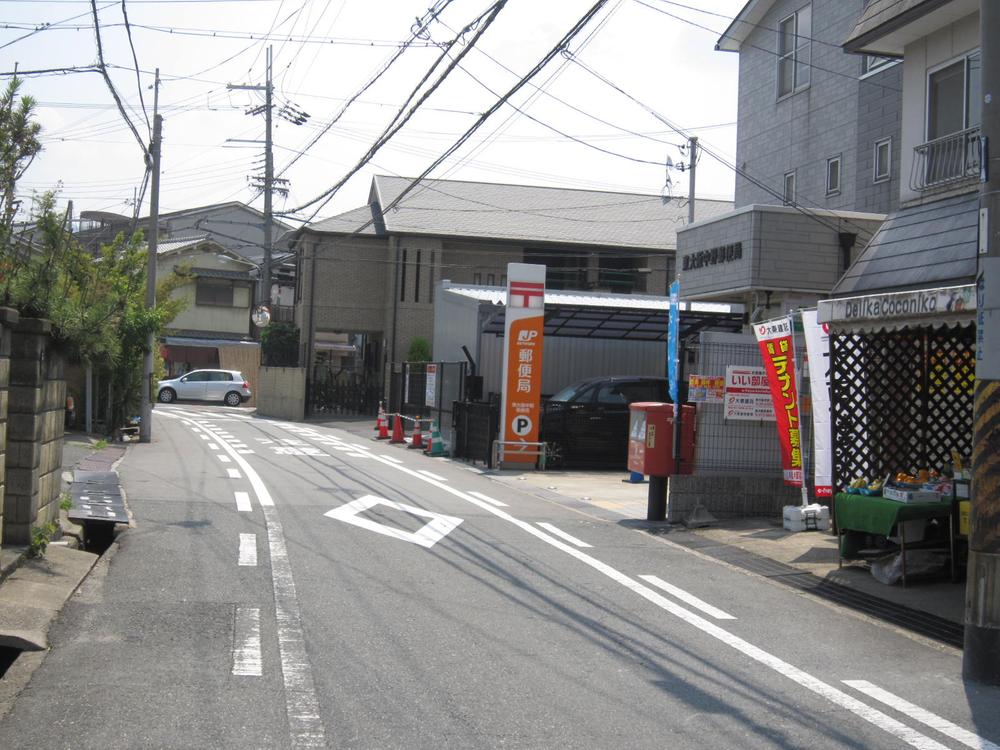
[443,284,744,341]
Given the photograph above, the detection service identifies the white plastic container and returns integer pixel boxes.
[783,504,830,532]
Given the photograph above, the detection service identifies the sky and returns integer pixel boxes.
[3,0,747,228]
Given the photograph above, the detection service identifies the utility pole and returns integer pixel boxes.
[687,135,698,225]
[228,46,275,314]
[966,1,1000,683]
[140,69,161,444]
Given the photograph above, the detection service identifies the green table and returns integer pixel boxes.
[834,492,954,586]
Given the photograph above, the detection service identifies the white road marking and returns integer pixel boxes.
[379,455,404,464]
[238,450,255,455]
[238,533,258,566]
[467,491,508,507]
[344,452,369,458]
[235,491,252,512]
[182,418,321,744]
[537,522,593,548]
[269,423,952,750]
[232,607,262,676]
[843,680,1000,750]
[417,470,447,482]
[349,443,372,451]
[206,443,218,450]
[218,454,232,463]
[191,427,202,433]
[639,575,736,620]
[227,468,242,479]
[200,435,209,441]
[255,438,274,444]
[324,495,463,549]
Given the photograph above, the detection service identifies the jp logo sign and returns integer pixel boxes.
[511,414,533,437]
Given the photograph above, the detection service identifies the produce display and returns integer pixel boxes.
[844,467,951,501]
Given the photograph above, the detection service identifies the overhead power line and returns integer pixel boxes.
[283,0,510,217]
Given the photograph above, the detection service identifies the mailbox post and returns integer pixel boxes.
[628,402,696,521]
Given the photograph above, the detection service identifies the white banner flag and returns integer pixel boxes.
[802,309,832,497]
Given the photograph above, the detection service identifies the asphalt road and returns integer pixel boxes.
[2,404,999,749]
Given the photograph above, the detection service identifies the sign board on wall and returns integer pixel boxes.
[724,366,774,421]
[425,363,437,408]
[499,263,545,463]
[688,374,724,403]
[667,279,680,403]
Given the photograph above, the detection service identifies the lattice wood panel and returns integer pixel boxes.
[831,325,974,488]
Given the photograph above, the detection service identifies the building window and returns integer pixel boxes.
[487,273,495,286]
[927,51,982,141]
[414,250,421,304]
[399,248,407,302]
[862,55,897,76]
[874,138,891,182]
[473,272,482,285]
[783,172,796,205]
[777,5,811,97]
[826,156,841,196]
[196,278,234,306]
[428,251,435,304]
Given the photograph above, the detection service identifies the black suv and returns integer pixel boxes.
[541,376,670,468]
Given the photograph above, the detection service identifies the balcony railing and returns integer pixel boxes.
[910,126,982,192]
[272,304,296,323]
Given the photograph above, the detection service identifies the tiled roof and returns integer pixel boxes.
[308,176,733,250]
[155,235,211,255]
[832,192,978,296]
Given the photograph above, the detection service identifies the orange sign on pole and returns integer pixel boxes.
[499,263,545,464]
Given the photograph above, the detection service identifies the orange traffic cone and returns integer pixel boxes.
[389,414,406,444]
[374,402,386,431]
[408,417,425,450]
[375,410,390,440]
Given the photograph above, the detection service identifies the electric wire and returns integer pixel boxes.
[119,0,150,135]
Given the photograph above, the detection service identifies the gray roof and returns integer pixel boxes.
[309,176,733,251]
[831,192,978,296]
[155,236,211,255]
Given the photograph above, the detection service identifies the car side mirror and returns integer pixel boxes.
[180,376,189,382]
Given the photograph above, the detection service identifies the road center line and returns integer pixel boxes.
[417,470,447,482]
[537,522,592,548]
[843,680,1000,750]
[188,418,322,746]
[274,423,952,750]
[238,533,258,566]
[639,574,736,620]
[232,607,262,676]
[234,491,252,512]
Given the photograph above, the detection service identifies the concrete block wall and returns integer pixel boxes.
[668,475,801,520]
[0,308,18,546]
[257,366,306,421]
[3,318,65,546]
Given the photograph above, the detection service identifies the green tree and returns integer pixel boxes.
[261,321,300,366]
[407,336,431,362]
[0,82,188,430]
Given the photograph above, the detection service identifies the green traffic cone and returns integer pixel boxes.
[424,419,444,457]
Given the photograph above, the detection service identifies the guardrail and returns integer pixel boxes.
[492,440,547,470]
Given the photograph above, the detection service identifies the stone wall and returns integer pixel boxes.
[3,319,65,546]
[0,308,18,545]
[256,366,306,421]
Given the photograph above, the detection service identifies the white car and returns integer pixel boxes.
[157,369,251,407]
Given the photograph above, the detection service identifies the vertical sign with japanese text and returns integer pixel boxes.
[499,263,545,463]
[754,316,803,486]
[425,363,438,409]
[802,309,832,497]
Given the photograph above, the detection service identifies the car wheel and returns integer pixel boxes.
[545,438,566,468]
[158,388,176,403]
[224,391,242,407]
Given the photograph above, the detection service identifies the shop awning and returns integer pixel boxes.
[818,283,976,332]
[163,336,259,348]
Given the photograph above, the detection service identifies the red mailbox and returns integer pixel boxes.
[628,402,696,477]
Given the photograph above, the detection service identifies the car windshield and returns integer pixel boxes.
[549,382,590,403]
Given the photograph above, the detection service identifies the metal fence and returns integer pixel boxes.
[307,366,381,417]
[687,334,787,477]
[453,399,500,467]
[911,126,982,192]
[389,361,467,443]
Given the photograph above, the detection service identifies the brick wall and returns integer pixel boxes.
[0,308,18,545]
[3,318,65,546]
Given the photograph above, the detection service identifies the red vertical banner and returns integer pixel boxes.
[499,263,545,464]
[754,316,803,486]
